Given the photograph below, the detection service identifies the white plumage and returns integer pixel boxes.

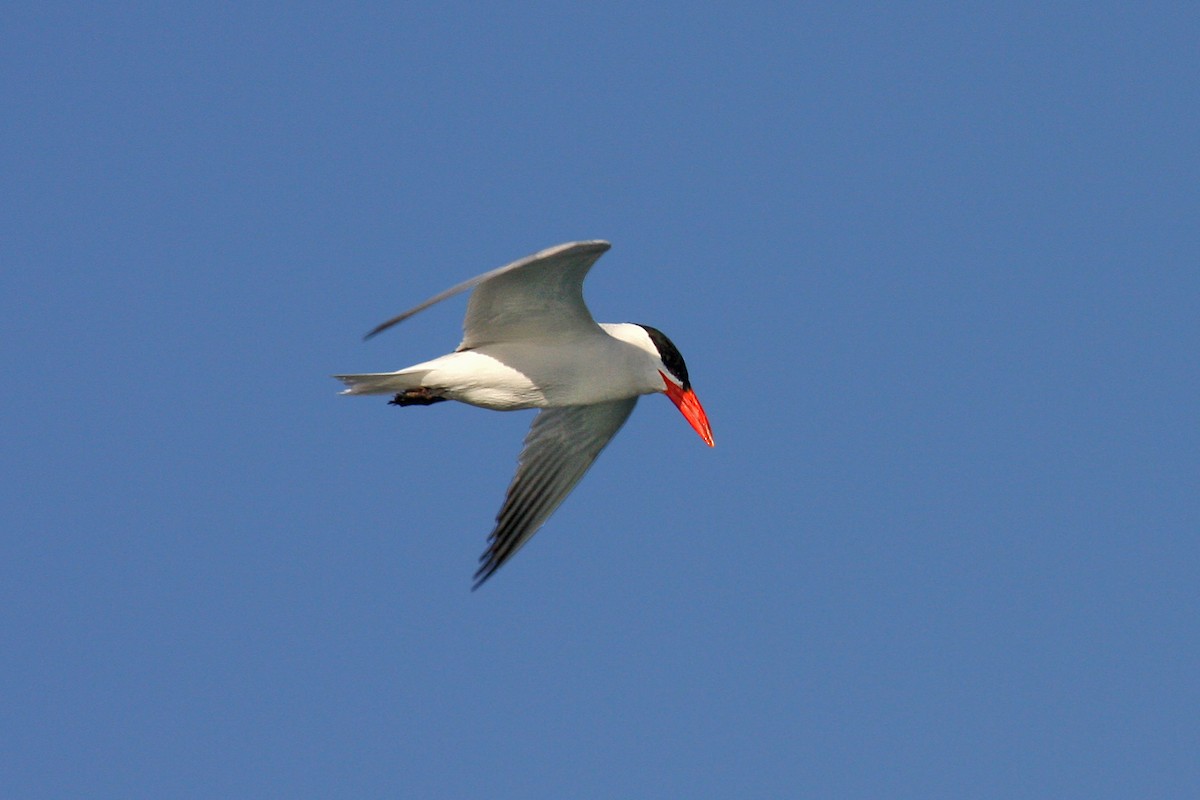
[336,241,712,587]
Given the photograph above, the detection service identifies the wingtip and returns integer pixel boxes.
[362,312,409,341]
[471,565,497,591]
[472,543,509,589]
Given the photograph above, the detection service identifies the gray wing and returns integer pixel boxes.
[473,398,638,589]
[364,240,611,345]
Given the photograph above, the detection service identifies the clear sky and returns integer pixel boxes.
[3,3,1197,797]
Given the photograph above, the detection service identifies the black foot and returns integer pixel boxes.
[388,388,447,407]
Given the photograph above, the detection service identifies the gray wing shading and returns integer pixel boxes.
[473,398,638,589]
[364,240,611,344]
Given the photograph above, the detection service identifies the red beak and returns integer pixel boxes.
[661,371,714,447]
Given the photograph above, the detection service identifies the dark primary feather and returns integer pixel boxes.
[473,398,637,589]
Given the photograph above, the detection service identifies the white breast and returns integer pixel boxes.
[408,328,662,410]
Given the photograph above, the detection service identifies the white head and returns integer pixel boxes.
[602,322,714,447]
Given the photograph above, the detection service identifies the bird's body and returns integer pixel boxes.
[342,323,670,410]
[336,241,712,587]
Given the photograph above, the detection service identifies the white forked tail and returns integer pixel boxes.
[334,370,429,395]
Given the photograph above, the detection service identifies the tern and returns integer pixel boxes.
[335,241,713,587]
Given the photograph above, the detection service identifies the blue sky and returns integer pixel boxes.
[3,2,1197,797]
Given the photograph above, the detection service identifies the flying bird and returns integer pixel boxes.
[335,241,713,587]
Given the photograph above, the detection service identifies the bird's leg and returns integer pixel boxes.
[388,387,447,406]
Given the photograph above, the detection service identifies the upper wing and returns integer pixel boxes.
[473,398,638,589]
[364,240,612,346]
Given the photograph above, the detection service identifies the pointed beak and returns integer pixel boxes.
[661,372,714,447]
